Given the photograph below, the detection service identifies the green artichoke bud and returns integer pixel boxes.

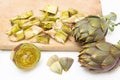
[11,43,41,70]
[72,16,108,44]
[72,12,119,44]
[79,41,120,72]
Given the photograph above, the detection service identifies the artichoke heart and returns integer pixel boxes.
[11,43,41,70]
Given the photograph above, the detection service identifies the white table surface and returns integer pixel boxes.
[0,0,120,80]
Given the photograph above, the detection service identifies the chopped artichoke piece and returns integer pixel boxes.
[30,17,41,26]
[47,55,59,66]
[54,30,68,43]
[68,8,78,16]
[41,21,54,30]
[10,16,21,24]
[50,61,63,74]
[40,12,49,21]
[19,11,33,19]
[45,29,56,38]
[11,43,41,70]
[20,21,32,30]
[43,5,58,14]
[9,30,24,41]
[62,24,72,34]
[59,57,74,72]
[7,24,21,35]
[63,13,84,23]
[31,25,43,35]
[54,20,63,29]
[10,19,29,26]
[46,16,58,21]
[24,28,35,39]
[35,34,50,44]
[60,11,70,20]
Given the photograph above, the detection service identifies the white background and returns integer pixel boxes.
[0,0,120,80]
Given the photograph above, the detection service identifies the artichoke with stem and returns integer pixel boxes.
[72,12,118,45]
[78,41,120,72]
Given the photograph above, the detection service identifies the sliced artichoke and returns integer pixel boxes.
[60,11,70,20]
[9,30,24,41]
[30,17,41,26]
[24,28,35,39]
[31,25,43,35]
[50,61,63,74]
[62,24,72,34]
[59,57,74,72]
[68,8,78,16]
[19,11,33,19]
[41,21,54,30]
[11,43,41,70]
[7,24,21,35]
[20,21,32,30]
[47,55,59,66]
[33,34,50,44]
[54,30,68,43]
[43,5,58,14]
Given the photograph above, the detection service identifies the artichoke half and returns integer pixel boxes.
[11,43,41,70]
[78,41,120,72]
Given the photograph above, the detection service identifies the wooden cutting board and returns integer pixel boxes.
[0,0,102,51]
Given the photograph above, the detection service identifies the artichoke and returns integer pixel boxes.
[78,41,120,72]
[11,43,41,70]
[72,13,117,44]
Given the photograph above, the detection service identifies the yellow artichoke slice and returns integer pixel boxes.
[30,34,50,44]
[54,30,68,43]
[11,43,41,70]
[68,8,78,16]
[43,5,58,14]
[60,11,70,20]
[7,24,21,35]
[9,30,24,41]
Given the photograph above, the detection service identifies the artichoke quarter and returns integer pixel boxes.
[79,41,120,72]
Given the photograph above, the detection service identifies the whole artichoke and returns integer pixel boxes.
[78,41,120,72]
[72,16,108,44]
[72,12,117,44]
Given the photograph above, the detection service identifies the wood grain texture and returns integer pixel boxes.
[0,0,102,51]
